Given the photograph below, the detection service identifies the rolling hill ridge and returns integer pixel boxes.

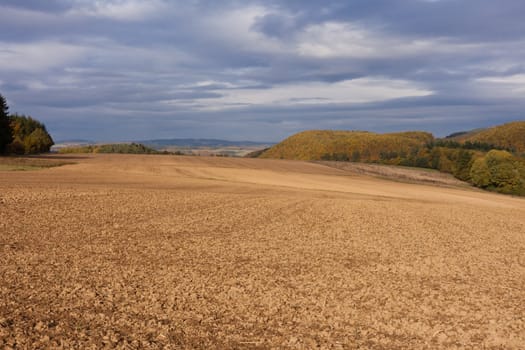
[258,130,434,162]
[254,121,525,196]
[447,121,525,155]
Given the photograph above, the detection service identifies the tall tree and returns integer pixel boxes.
[10,114,54,154]
[0,94,13,153]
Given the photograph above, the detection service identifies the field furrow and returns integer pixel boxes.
[1,154,524,349]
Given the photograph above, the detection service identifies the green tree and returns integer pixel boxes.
[0,94,13,153]
[485,151,523,194]
[471,150,525,195]
[470,158,491,188]
[453,149,474,181]
[430,148,441,169]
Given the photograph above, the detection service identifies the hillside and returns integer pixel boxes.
[448,121,525,155]
[259,130,434,162]
[256,123,525,196]
[317,161,468,187]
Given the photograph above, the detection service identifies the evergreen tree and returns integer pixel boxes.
[0,94,13,154]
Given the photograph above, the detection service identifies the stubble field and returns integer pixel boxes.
[1,154,524,349]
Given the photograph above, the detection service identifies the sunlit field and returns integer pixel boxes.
[1,154,524,349]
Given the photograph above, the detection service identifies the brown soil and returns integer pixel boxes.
[1,154,524,349]
[316,161,469,188]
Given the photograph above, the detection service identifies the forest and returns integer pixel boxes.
[258,125,525,196]
[0,94,54,155]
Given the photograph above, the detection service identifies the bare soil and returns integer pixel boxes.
[317,161,469,188]
[1,154,524,349]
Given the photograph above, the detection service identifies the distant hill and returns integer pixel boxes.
[58,143,159,154]
[55,138,271,149]
[258,130,434,162]
[55,139,94,145]
[53,138,274,156]
[139,138,272,149]
[446,121,525,155]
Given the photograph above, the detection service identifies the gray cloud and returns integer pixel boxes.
[0,0,524,142]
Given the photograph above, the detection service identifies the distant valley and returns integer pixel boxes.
[53,138,274,157]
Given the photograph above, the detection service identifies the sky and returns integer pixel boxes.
[1,0,525,142]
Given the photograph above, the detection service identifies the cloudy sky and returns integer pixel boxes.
[1,0,524,142]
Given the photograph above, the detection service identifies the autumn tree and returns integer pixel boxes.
[24,128,54,154]
[8,114,54,154]
[470,150,525,195]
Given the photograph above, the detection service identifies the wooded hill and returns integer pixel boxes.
[446,121,525,156]
[259,130,434,162]
[254,122,525,196]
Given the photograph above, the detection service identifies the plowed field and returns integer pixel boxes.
[1,154,524,349]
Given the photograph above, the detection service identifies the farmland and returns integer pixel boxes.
[1,154,524,349]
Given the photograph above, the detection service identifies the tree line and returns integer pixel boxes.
[59,143,160,154]
[0,94,54,155]
[321,144,525,196]
[259,129,525,197]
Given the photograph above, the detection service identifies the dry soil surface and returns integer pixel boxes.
[316,161,469,188]
[1,154,524,349]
